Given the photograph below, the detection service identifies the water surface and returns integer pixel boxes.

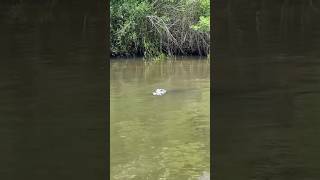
[110,58,210,180]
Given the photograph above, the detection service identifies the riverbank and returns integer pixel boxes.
[110,55,210,63]
[110,0,210,59]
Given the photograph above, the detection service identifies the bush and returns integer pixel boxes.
[110,0,210,59]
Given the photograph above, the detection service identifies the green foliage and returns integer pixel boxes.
[199,0,210,16]
[191,0,210,32]
[110,0,152,56]
[191,16,210,32]
[111,0,211,59]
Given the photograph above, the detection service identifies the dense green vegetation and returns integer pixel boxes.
[110,0,210,58]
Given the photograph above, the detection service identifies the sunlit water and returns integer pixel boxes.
[110,58,210,180]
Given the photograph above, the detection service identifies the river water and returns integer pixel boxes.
[110,58,210,180]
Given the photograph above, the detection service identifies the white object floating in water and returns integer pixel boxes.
[152,88,167,96]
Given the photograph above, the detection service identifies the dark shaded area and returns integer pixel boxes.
[214,0,320,58]
[0,1,107,180]
[214,0,320,179]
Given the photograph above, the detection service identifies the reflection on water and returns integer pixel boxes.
[110,58,210,180]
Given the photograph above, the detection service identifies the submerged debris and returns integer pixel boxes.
[152,89,167,96]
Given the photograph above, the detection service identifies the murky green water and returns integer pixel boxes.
[110,58,210,180]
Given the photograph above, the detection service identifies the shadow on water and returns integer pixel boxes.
[214,0,320,179]
[0,1,106,180]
